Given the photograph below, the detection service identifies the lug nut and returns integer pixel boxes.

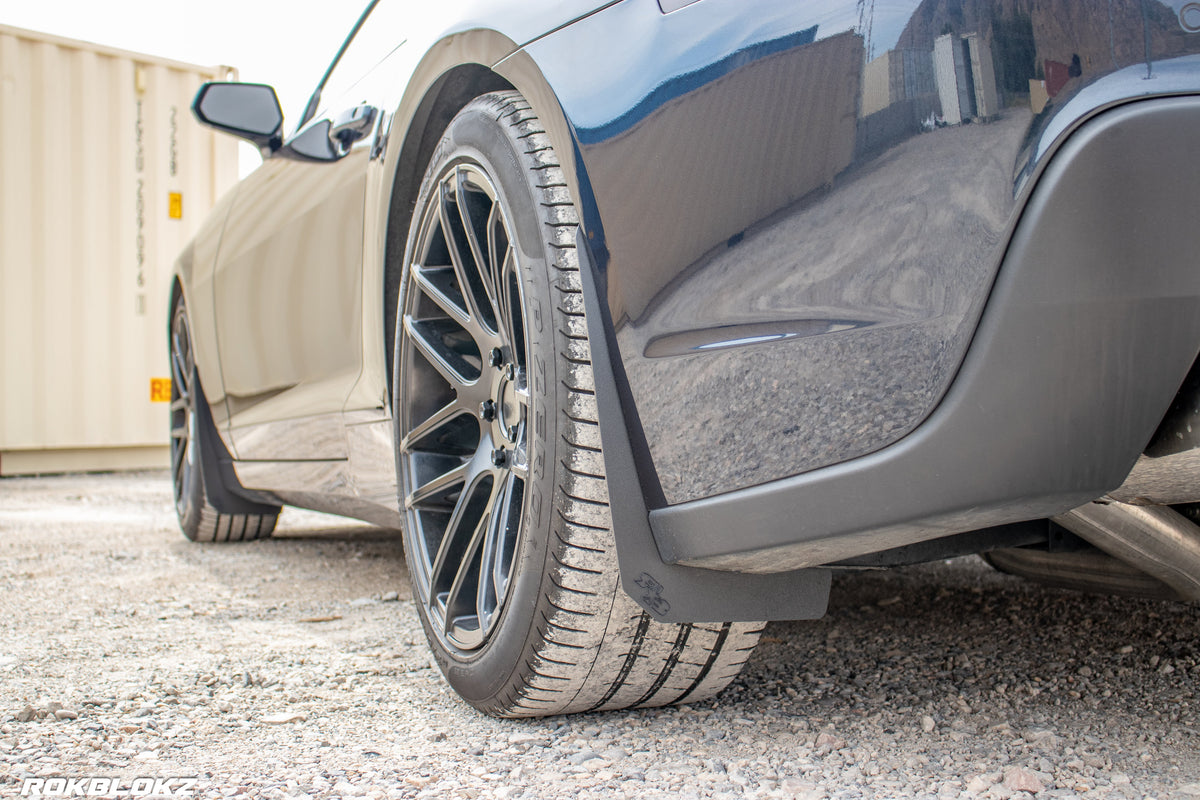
[491,448,507,467]
[479,399,496,421]
[489,348,504,368]
[505,363,516,381]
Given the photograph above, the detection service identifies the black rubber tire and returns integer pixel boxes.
[395,91,763,718]
[170,297,279,543]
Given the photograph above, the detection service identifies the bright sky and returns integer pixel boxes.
[3,0,371,174]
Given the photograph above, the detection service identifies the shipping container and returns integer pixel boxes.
[934,32,1003,126]
[1029,78,1049,114]
[965,34,1000,119]
[933,34,964,125]
[861,50,892,117]
[862,47,937,118]
[900,48,936,100]
[0,25,239,475]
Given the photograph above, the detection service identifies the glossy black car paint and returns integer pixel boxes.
[522,0,1200,597]
[529,0,1200,502]
[177,0,1200,621]
[654,96,1200,573]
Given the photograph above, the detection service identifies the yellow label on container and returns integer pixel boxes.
[168,192,183,219]
[150,378,172,403]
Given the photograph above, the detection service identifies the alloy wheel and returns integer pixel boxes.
[169,302,198,521]
[398,162,530,653]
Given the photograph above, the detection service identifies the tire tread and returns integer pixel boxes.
[187,503,277,544]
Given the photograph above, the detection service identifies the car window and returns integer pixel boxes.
[299,0,411,131]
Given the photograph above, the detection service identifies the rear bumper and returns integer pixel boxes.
[651,96,1200,572]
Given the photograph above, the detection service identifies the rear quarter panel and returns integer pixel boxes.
[521,0,1200,505]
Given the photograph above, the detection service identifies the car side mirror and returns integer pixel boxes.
[192,82,284,153]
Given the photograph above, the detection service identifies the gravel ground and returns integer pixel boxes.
[1,471,1198,800]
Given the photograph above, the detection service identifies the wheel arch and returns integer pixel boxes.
[377,34,600,403]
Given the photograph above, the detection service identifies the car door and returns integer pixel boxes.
[212,0,405,461]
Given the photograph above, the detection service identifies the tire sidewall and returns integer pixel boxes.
[395,100,563,708]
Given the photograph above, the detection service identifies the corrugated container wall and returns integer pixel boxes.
[861,51,891,117]
[932,34,963,125]
[965,34,1000,119]
[0,26,239,475]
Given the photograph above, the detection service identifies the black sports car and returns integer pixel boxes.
[171,0,1200,717]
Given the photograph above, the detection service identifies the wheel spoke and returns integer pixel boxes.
[405,461,469,510]
[455,168,504,328]
[171,325,192,369]
[403,315,477,389]
[170,347,190,389]
[171,434,187,470]
[428,471,494,636]
[402,398,468,452]
[475,478,505,630]
[486,202,502,304]
[438,181,495,332]
[455,169,491,288]
[499,247,524,365]
[442,510,491,640]
[477,471,521,631]
[428,478,476,589]
[410,262,471,328]
[171,328,186,363]
[173,464,186,507]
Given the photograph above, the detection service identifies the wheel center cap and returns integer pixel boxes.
[496,372,520,444]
